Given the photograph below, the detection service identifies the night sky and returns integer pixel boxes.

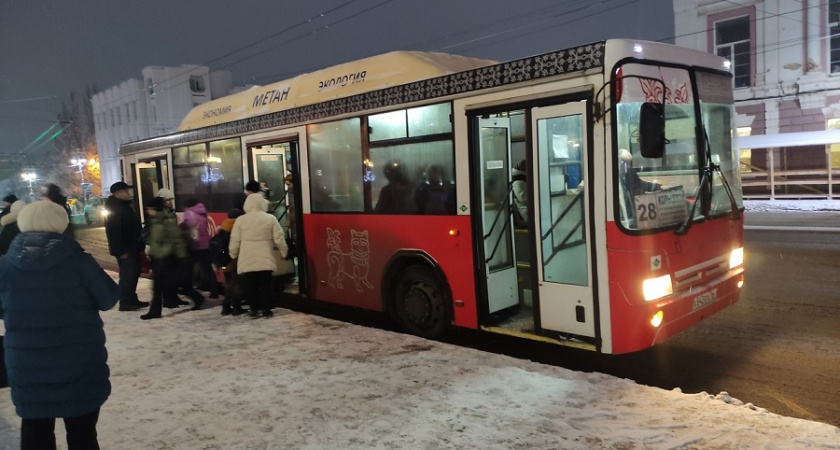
[0,0,674,158]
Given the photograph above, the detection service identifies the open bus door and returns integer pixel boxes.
[133,156,171,223]
[530,102,596,339]
[475,101,596,345]
[478,117,519,315]
[249,141,301,287]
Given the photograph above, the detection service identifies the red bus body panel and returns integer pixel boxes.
[605,217,744,354]
[302,214,479,328]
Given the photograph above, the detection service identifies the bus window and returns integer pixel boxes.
[615,64,699,230]
[369,103,452,142]
[368,103,455,215]
[308,118,364,212]
[407,103,452,137]
[369,141,454,214]
[172,139,243,212]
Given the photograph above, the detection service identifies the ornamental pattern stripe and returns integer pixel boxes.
[121,42,605,154]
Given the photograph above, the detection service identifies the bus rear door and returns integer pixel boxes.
[249,141,300,284]
[133,155,171,223]
[478,117,519,315]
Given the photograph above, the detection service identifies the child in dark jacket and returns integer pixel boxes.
[211,208,246,315]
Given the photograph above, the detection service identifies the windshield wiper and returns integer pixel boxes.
[676,128,741,235]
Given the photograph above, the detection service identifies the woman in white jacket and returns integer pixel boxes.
[229,193,287,318]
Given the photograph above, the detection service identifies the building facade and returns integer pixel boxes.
[91,65,232,192]
[675,0,840,198]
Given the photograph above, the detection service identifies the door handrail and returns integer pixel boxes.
[540,190,582,241]
[484,182,516,264]
[541,190,585,266]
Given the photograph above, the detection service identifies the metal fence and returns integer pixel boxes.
[740,148,840,199]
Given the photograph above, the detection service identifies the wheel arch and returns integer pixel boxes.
[381,250,454,321]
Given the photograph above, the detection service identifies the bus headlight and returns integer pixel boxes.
[101,209,110,218]
[729,247,744,269]
[643,274,673,301]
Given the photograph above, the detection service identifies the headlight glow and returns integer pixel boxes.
[643,274,673,301]
[650,310,664,327]
[101,209,110,218]
[729,247,744,269]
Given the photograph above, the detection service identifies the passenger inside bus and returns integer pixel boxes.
[374,160,412,214]
[414,164,454,215]
[511,160,528,227]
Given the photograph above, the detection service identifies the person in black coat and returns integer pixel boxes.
[0,200,26,256]
[44,183,74,239]
[0,193,18,221]
[104,181,149,311]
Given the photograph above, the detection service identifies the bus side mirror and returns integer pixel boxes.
[639,102,665,158]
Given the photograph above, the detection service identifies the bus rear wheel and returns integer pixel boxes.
[394,266,449,339]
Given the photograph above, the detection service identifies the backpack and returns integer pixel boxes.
[209,231,232,268]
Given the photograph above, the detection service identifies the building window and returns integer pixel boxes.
[189,75,206,93]
[146,78,155,96]
[830,1,840,73]
[715,16,751,88]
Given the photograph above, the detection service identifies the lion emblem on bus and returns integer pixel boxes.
[326,228,373,292]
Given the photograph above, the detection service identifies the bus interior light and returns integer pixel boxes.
[651,310,664,327]
[729,247,744,269]
[642,274,673,301]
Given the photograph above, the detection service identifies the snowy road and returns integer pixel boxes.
[1,279,838,449]
[69,207,840,430]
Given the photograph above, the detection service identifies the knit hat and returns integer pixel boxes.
[156,188,174,200]
[2,194,18,204]
[17,201,69,234]
[227,208,244,219]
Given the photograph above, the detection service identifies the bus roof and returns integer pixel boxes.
[121,40,618,154]
[178,51,497,132]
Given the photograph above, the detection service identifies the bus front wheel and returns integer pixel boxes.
[394,266,449,339]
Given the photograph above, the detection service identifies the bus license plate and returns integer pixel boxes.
[692,289,717,311]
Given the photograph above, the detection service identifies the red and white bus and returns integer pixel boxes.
[120,39,745,354]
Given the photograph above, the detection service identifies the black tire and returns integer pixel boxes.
[393,265,450,339]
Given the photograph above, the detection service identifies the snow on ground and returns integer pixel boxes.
[1,277,839,449]
[0,199,839,449]
[744,198,840,212]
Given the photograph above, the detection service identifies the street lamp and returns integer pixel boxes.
[70,154,88,201]
[21,172,37,197]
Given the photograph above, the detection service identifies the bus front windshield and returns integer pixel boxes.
[614,64,742,231]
